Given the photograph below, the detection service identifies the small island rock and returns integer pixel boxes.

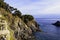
[52,21,60,27]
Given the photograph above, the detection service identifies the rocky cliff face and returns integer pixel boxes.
[0,8,41,40]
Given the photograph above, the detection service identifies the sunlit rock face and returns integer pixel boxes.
[26,20,41,32]
[0,8,34,40]
[0,8,41,40]
[0,15,10,40]
[11,17,34,40]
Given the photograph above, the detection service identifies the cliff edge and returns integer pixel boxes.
[0,0,41,40]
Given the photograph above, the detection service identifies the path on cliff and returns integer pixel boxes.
[34,32,60,40]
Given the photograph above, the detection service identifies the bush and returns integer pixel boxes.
[21,15,34,23]
[12,10,22,17]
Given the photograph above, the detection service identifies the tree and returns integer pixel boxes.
[21,15,34,23]
[12,10,22,17]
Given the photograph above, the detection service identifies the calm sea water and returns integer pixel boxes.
[34,18,60,40]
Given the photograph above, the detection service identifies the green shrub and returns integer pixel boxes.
[21,15,34,23]
[12,10,22,17]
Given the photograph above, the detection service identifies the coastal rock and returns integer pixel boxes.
[0,8,40,40]
[27,20,41,32]
[52,21,60,27]
[0,0,41,40]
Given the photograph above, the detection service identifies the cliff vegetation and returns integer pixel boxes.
[0,0,41,40]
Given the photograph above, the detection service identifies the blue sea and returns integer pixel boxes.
[34,18,60,40]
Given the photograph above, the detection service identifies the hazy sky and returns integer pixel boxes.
[5,0,60,18]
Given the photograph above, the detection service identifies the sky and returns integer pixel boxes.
[4,0,60,18]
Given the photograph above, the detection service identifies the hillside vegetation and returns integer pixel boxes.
[0,0,41,40]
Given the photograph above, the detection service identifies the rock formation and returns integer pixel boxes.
[0,0,41,40]
[52,21,60,27]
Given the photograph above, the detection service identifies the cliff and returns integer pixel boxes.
[0,7,41,40]
[0,0,41,40]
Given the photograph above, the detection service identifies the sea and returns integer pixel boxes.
[34,18,60,40]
